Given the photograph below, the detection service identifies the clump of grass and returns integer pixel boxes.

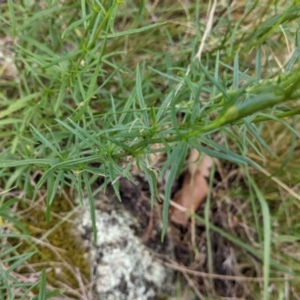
[1,0,300,298]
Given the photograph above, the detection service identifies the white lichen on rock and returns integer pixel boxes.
[77,196,173,300]
[0,36,19,81]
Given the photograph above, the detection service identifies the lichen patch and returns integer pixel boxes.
[78,204,174,300]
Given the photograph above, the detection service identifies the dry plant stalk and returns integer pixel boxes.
[170,149,213,226]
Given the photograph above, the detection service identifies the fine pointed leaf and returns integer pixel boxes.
[246,171,271,300]
[140,162,158,207]
[136,64,149,127]
[38,269,47,300]
[0,93,41,119]
[61,14,91,39]
[162,142,188,238]
[30,125,60,156]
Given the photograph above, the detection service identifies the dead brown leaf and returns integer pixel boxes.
[188,148,213,177]
[170,150,213,226]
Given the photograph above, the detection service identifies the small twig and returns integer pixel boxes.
[181,270,206,300]
[163,259,300,282]
[260,166,300,203]
[52,279,89,300]
[194,0,217,62]
[75,267,89,300]
[173,0,217,98]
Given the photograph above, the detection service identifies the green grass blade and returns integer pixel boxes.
[246,170,271,300]
[162,142,188,238]
[37,269,47,300]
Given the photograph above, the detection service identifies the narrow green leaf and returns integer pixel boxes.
[162,142,188,238]
[233,51,239,90]
[30,125,60,156]
[246,171,271,300]
[20,36,58,57]
[35,156,104,189]
[199,61,229,101]
[136,64,149,127]
[7,0,16,37]
[76,172,84,206]
[107,155,124,201]
[0,93,41,119]
[0,159,59,168]
[48,170,64,207]
[140,162,158,207]
[38,269,47,300]
[19,6,67,31]
[61,14,91,39]
[4,252,35,274]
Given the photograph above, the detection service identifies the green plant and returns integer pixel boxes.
[1,0,300,298]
